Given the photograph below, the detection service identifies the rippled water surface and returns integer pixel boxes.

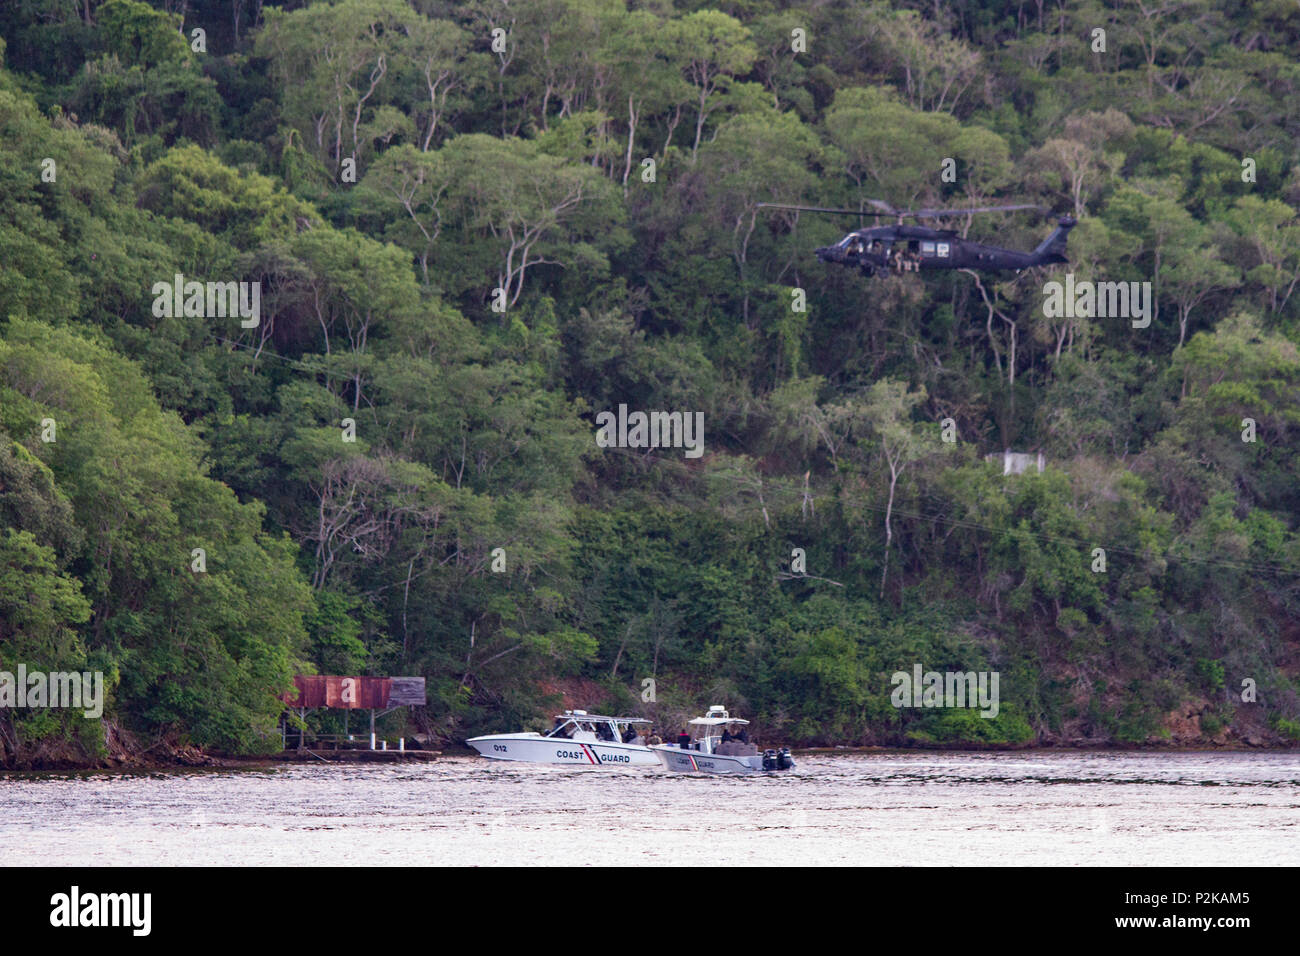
[3,752,1298,865]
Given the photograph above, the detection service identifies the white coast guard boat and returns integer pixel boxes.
[651,705,795,774]
[467,710,658,766]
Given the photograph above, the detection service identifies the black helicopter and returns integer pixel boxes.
[757,200,1075,277]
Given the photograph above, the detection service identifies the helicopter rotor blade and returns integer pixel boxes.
[904,204,1044,219]
[757,201,1048,223]
[756,202,892,217]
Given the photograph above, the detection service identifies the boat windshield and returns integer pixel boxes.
[545,718,604,740]
[547,712,650,741]
[549,718,591,735]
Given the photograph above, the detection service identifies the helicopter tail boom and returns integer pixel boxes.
[1030,215,1076,266]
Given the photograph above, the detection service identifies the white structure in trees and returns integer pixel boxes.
[985,449,1045,475]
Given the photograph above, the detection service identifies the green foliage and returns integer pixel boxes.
[1,319,313,755]
[1194,659,1226,693]
[910,707,1035,747]
[98,0,187,69]
[3,0,1300,760]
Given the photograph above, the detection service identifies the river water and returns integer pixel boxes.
[2,751,1297,866]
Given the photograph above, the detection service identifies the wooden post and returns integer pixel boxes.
[370,709,375,750]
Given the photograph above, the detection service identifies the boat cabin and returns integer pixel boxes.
[545,710,651,744]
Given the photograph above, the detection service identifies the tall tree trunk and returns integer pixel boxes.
[881,461,898,598]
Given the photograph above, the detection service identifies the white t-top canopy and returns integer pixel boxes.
[687,705,747,726]
[554,711,651,724]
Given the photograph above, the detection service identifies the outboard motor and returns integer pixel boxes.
[762,749,778,771]
[778,748,795,770]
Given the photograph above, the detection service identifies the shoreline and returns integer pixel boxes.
[3,740,1295,773]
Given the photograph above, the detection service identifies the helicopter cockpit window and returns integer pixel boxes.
[921,242,936,256]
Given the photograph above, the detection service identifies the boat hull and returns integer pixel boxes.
[651,745,786,774]
[467,733,659,766]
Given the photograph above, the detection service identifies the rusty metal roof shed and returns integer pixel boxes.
[281,675,426,709]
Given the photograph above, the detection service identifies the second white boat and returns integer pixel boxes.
[651,705,795,774]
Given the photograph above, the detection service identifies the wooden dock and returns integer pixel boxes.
[272,749,440,763]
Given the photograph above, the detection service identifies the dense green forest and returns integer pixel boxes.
[2,0,1299,765]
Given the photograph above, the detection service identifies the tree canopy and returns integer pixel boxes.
[2,0,1299,762]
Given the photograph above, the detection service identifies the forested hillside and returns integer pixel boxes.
[2,0,1299,765]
